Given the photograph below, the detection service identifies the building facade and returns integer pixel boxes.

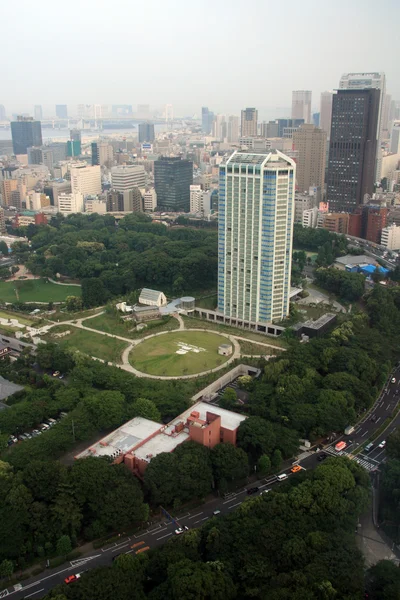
[339,72,386,180]
[190,185,211,214]
[292,91,312,124]
[227,115,239,143]
[241,108,258,137]
[111,165,146,191]
[55,105,68,119]
[293,124,327,192]
[70,165,102,197]
[143,188,157,212]
[34,105,43,121]
[391,123,400,154]
[138,123,155,143]
[218,150,295,324]
[154,157,193,211]
[320,91,333,137]
[91,142,114,166]
[381,224,400,250]
[11,117,42,155]
[327,89,380,213]
[201,107,214,135]
[58,192,84,214]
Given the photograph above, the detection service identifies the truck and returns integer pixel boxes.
[335,441,347,452]
[344,426,355,436]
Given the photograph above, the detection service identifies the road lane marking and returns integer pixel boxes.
[25,590,44,598]
[188,512,203,519]
[112,543,129,552]
[176,513,190,520]
[375,417,381,423]
[147,525,161,534]
[228,502,242,509]
[223,497,237,504]
[361,430,369,437]
[193,517,209,524]
[151,527,167,535]
[157,532,173,540]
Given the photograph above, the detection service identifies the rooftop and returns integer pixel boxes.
[75,416,161,459]
[139,288,164,302]
[335,254,374,266]
[0,376,24,401]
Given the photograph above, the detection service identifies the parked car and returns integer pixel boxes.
[31,429,41,437]
[64,574,81,585]
[378,440,386,449]
[39,423,50,430]
[23,432,32,439]
[391,377,396,384]
[213,510,221,515]
[365,443,374,453]
[247,487,259,495]
[53,371,60,377]
[18,434,28,441]
[175,526,189,535]
[59,374,65,379]
[260,489,271,495]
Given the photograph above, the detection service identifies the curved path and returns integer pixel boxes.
[48,278,81,287]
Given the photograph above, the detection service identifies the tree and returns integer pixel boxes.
[219,388,237,411]
[386,430,400,460]
[168,559,237,600]
[65,296,83,312]
[131,397,161,423]
[0,559,14,580]
[0,241,8,256]
[56,535,72,558]
[237,416,276,463]
[81,278,109,307]
[211,443,248,485]
[257,454,271,475]
[144,453,178,506]
[366,560,400,599]
[271,449,282,470]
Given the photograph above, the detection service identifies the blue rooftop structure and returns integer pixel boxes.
[359,264,389,276]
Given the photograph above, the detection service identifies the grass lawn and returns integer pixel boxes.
[195,295,218,310]
[0,279,82,303]
[182,316,288,348]
[44,325,128,363]
[130,330,232,376]
[239,340,281,356]
[86,312,179,339]
[51,308,103,322]
[0,310,35,326]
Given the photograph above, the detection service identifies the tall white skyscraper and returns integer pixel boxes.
[227,115,239,143]
[391,123,400,154]
[70,165,101,197]
[292,91,312,124]
[339,72,386,180]
[218,150,295,324]
[320,91,333,137]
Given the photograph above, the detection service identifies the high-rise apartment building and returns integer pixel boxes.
[212,115,226,140]
[190,185,211,214]
[111,165,146,191]
[55,105,68,119]
[1,179,18,206]
[339,72,386,180]
[11,117,42,155]
[202,107,214,134]
[241,108,258,137]
[34,105,43,121]
[218,150,295,324]
[91,142,114,167]
[293,124,327,192]
[143,188,157,212]
[154,157,193,211]
[292,91,312,124]
[138,122,155,143]
[327,89,380,213]
[227,115,239,143]
[0,105,6,121]
[107,190,124,212]
[70,165,102,197]
[261,121,279,138]
[164,104,173,122]
[390,123,400,154]
[320,92,333,137]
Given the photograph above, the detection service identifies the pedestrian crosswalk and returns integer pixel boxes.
[322,446,378,472]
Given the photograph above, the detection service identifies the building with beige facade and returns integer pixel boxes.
[292,91,312,124]
[381,224,400,250]
[320,91,333,137]
[293,124,327,192]
[70,165,101,197]
[240,108,258,137]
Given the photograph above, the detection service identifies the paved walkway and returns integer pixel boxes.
[48,278,81,287]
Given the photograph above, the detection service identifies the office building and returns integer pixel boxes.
[58,192,84,215]
[51,180,71,208]
[91,142,114,167]
[365,206,388,244]
[294,192,318,223]
[227,115,239,143]
[55,105,68,119]
[241,108,258,137]
[107,190,124,212]
[0,208,6,234]
[67,140,81,158]
[70,165,101,197]
[320,212,349,234]
[190,185,211,214]
[34,105,43,121]
[0,105,6,121]
[27,147,43,165]
[302,207,319,228]
[381,224,400,250]
[327,89,380,213]
[154,157,193,211]
[339,72,386,180]
[85,199,107,214]
[218,150,295,324]
[212,115,226,140]
[312,113,320,127]
[320,92,333,137]
[1,179,18,206]
[260,121,279,138]
[111,165,145,191]
[11,117,42,155]
[391,123,400,154]
[138,122,155,143]
[143,188,157,212]
[46,142,67,163]
[202,107,214,135]
[276,118,304,138]
[164,104,173,121]
[292,91,312,124]
[293,124,327,192]
[70,129,81,142]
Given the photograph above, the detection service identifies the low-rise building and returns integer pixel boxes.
[139,288,167,307]
[381,224,400,250]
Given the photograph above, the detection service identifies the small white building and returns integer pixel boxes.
[139,288,167,307]
[143,188,157,212]
[116,302,133,314]
[381,224,400,250]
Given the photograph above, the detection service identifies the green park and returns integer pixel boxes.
[129,330,233,376]
[0,279,81,303]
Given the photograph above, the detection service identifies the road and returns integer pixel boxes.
[2,367,400,599]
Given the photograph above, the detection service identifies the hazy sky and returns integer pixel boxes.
[2,0,399,119]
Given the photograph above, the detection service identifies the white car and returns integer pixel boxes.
[175,526,189,535]
[391,377,396,384]
[378,440,386,449]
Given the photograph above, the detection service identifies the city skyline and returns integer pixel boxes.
[0,0,398,115]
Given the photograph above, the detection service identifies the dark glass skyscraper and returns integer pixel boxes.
[11,117,42,155]
[138,122,155,143]
[154,157,193,211]
[327,88,380,213]
[201,107,214,134]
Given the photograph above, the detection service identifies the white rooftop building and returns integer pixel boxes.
[139,288,167,307]
[381,224,400,250]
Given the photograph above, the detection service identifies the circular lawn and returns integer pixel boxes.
[129,330,233,377]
